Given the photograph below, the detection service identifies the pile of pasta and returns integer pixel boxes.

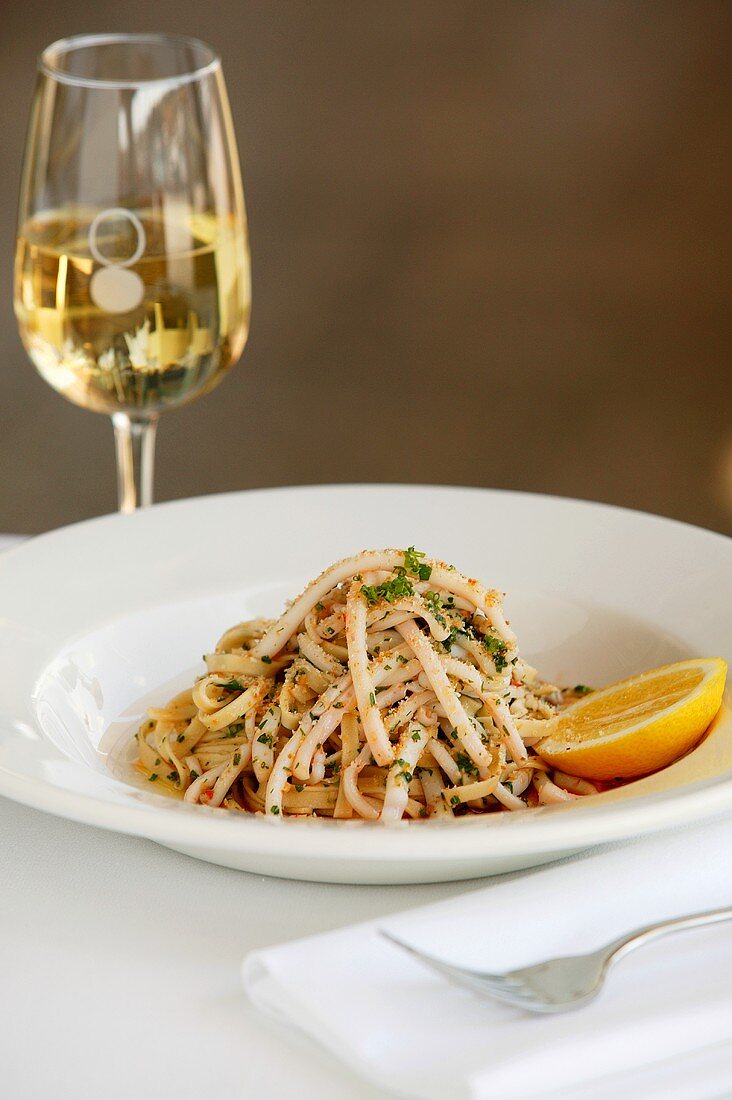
[135,548,598,821]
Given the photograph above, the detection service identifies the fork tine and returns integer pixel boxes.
[379,929,503,985]
[379,931,540,1008]
[379,930,475,982]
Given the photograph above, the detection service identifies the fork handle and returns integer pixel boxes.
[606,906,732,964]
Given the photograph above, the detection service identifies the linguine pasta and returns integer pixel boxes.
[134,548,598,821]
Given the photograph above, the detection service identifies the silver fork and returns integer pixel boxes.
[380,906,732,1014]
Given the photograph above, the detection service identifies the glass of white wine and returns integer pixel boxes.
[14,34,251,512]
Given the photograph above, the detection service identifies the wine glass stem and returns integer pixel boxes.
[112,412,158,513]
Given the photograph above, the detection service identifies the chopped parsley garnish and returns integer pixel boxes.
[403,546,432,581]
[189,769,199,782]
[261,655,272,664]
[294,784,304,792]
[574,684,592,695]
[394,758,413,782]
[219,679,244,692]
[369,691,376,706]
[233,752,241,765]
[315,602,324,611]
[148,773,158,782]
[423,590,443,616]
[361,573,414,605]
[450,794,460,806]
[504,781,513,793]
[411,731,421,741]
[167,771,177,782]
[270,805,280,815]
[455,751,478,776]
[396,653,408,665]
[154,757,161,766]
[309,712,318,722]
[177,733,186,742]
[257,732,274,747]
[483,631,509,672]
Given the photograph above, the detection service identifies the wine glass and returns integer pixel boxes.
[14,34,250,513]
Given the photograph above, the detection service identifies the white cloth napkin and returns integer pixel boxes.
[243,817,732,1099]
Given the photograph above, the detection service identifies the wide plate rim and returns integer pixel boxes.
[0,483,730,871]
[6,481,731,558]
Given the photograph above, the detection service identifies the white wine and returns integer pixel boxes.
[15,208,250,415]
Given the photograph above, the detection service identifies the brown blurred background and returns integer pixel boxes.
[1,1,730,535]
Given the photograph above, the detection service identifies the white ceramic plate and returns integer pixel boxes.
[0,484,730,884]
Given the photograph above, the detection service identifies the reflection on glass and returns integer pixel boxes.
[15,34,251,511]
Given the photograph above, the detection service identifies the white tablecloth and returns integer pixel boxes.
[1,795,484,1099]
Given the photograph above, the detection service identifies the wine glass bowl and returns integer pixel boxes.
[14,34,250,510]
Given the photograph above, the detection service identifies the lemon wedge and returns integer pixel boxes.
[535,658,727,780]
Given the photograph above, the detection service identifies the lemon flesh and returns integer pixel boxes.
[536,658,727,780]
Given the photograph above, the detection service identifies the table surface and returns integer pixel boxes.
[1,792,483,1099]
